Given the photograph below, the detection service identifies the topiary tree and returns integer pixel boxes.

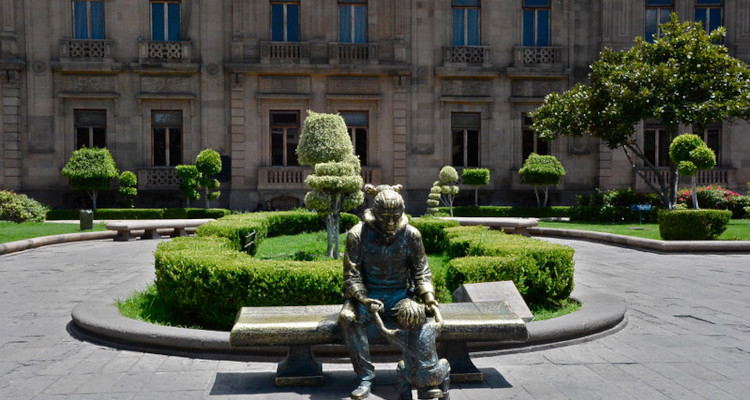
[195,149,222,208]
[61,147,119,210]
[462,168,490,207]
[118,171,138,208]
[296,111,364,258]
[176,164,200,207]
[176,149,222,208]
[426,186,442,215]
[669,133,716,209]
[518,153,566,207]
[429,166,460,217]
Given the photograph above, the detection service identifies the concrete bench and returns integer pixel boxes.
[105,219,215,241]
[230,301,528,386]
[440,217,539,236]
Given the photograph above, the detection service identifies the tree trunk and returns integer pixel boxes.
[204,187,210,209]
[325,195,342,259]
[543,186,549,208]
[90,191,98,210]
[692,176,699,209]
[533,186,541,207]
[474,187,479,207]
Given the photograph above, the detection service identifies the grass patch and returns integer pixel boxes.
[254,230,346,260]
[0,221,107,243]
[530,298,580,321]
[117,284,203,329]
[121,230,580,329]
[538,219,750,241]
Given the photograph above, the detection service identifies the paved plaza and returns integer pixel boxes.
[1,236,749,399]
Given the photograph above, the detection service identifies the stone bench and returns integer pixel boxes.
[105,219,215,241]
[440,217,539,236]
[230,301,528,386]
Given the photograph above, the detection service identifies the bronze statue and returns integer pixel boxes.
[372,298,450,399]
[338,184,445,399]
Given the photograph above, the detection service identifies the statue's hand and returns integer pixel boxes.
[363,298,384,314]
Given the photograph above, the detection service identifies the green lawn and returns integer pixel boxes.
[537,219,750,240]
[0,221,107,243]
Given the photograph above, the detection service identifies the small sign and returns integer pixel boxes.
[630,204,653,212]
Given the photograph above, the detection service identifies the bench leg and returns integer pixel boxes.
[171,227,188,238]
[113,231,135,241]
[438,342,483,384]
[141,229,162,240]
[274,345,324,387]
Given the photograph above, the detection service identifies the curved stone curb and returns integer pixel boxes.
[0,231,117,255]
[70,283,626,360]
[529,227,750,252]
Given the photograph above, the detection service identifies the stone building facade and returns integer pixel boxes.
[1,0,749,212]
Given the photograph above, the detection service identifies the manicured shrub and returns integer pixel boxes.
[154,236,343,330]
[443,225,575,304]
[0,190,47,223]
[118,171,138,208]
[446,256,536,299]
[658,209,732,240]
[427,166,460,216]
[61,147,119,210]
[410,217,460,254]
[462,168,491,207]
[442,206,571,218]
[519,153,566,207]
[162,208,231,219]
[46,208,231,220]
[95,208,164,220]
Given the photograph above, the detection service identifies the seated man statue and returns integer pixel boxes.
[338,184,441,399]
[371,298,450,400]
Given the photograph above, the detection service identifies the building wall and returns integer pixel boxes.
[1,0,749,213]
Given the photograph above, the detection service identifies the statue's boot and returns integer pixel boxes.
[417,387,443,399]
[351,380,372,399]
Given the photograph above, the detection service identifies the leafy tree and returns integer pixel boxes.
[532,14,750,209]
[118,171,138,208]
[176,149,222,208]
[296,111,364,259]
[669,134,716,209]
[176,164,200,207]
[61,147,119,210]
[518,153,566,207]
[429,166,460,217]
[462,168,490,207]
[195,149,222,208]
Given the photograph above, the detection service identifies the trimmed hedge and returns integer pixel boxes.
[195,211,358,255]
[439,206,571,218]
[410,217,460,254]
[154,236,343,330]
[443,225,575,305]
[658,209,732,240]
[47,208,231,220]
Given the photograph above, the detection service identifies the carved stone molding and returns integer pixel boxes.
[62,76,115,93]
[327,76,380,95]
[259,75,310,94]
[441,79,491,97]
[141,76,192,93]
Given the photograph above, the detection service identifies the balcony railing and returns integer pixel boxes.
[443,46,491,67]
[260,41,310,64]
[138,40,192,63]
[60,39,114,59]
[513,46,563,66]
[329,43,379,64]
[635,167,735,192]
[259,166,381,190]
[137,167,181,190]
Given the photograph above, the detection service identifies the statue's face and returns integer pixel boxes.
[374,207,403,235]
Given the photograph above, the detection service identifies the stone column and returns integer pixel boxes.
[392,76,408,187]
